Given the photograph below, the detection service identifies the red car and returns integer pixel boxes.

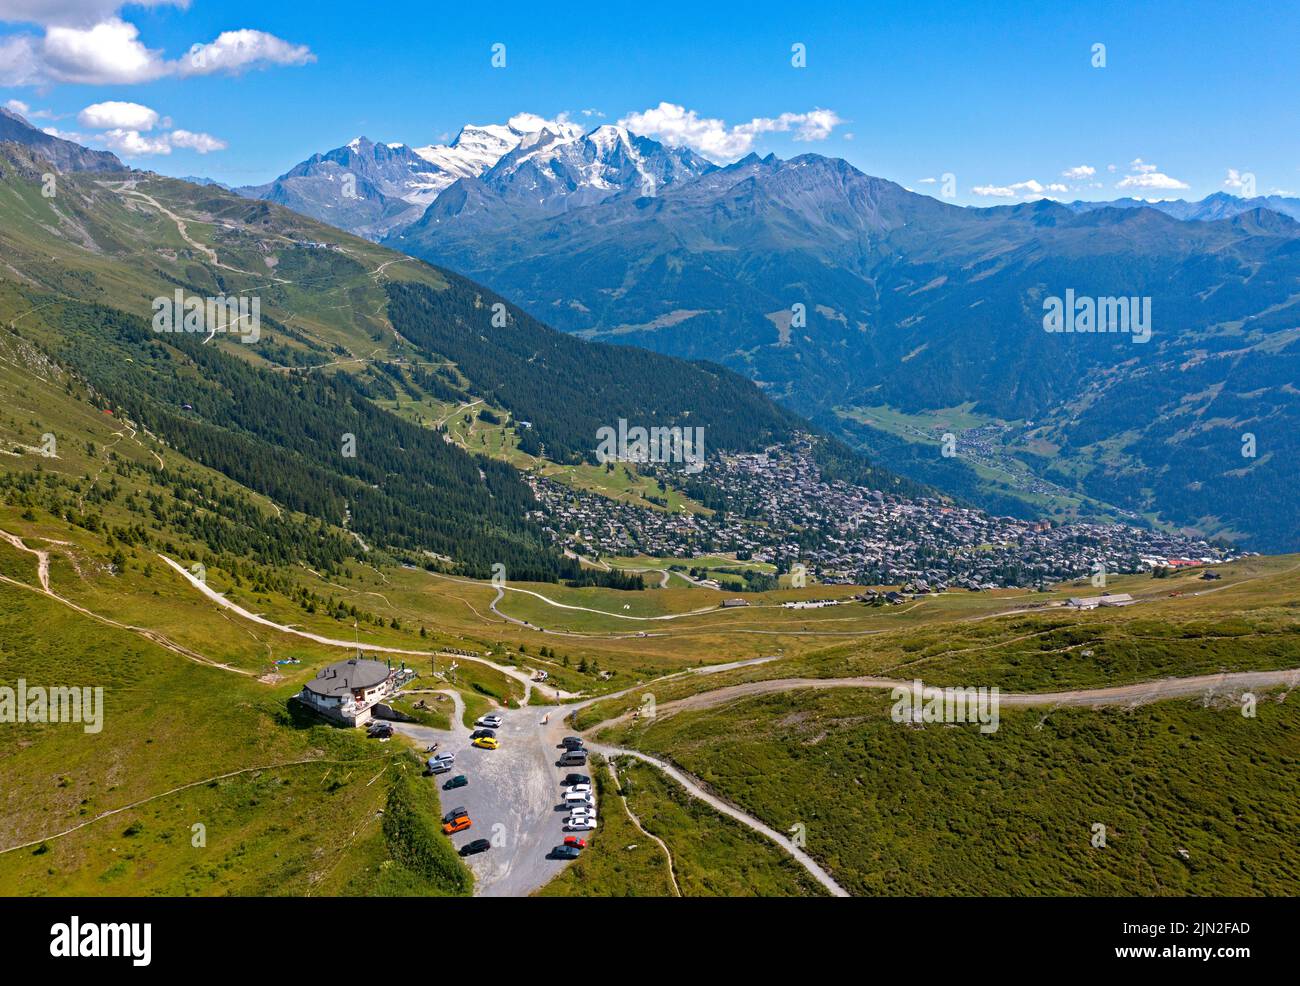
[563,836,587,849]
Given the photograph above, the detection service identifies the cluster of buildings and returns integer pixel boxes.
[527,442,1238,590]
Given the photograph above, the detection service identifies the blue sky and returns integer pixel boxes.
[2,0,1297,203]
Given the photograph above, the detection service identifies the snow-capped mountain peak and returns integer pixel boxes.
[240,112,716,241]
[412,113,581,175]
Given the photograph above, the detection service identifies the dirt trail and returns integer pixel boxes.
[590,668,1300,730]
[589,742,850,897]
[0,754,389,856]
[568,657,1300,898]
[158,554,572,701]
[0,530,252,675]
[606,757,681,897]
[0,528,50,591]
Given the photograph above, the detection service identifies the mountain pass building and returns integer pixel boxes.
[296,657,397,727]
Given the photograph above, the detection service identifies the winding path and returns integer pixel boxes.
[587,667,1300,731]
[156,554,571,701]
[589,742,848,896]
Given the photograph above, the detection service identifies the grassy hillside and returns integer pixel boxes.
[536,756,824,897]
[599,687,1300,896]
[0,579,471,896]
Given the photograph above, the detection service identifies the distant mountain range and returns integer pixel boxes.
[193,116,1300,550]
[237,114,718,241]
[235,114,602,239]
[382,145,1300,552]
[0,106,122,173]
[1065,190,1300,223]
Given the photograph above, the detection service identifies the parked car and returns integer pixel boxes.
[459,839,491,857]
[559,750,588,766]
[472,736,499,750]
[428,758,453,774]
[470,728,496,740]
[443,774,468,790]
[563,783,593,796]
[562,773,591,787]
[442,807,468,824]
[367,722,393,739]
[561,736,584,750]
[442,815,472,835]
[563,791,594,808]
[432,752,455,765]
[477,714,503,729]
[563,836,587,849]
[551,845,582,860]
[564,817,597,832]
[567,806,596,820]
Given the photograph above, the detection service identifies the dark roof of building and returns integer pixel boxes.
[303,658,391,698]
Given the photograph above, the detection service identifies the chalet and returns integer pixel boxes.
[296,657,396,727]
[720,598,749,608]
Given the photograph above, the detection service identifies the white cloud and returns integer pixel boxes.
[1061,165,1095,180]
[178,29,314,77]
[3,97,28,114]
[1115,161,1189,191]
[0,2,188,29]
[1223,168,1255,193]
[0,9,312,86]
[0,33,43,84]
[41,17,166,83]
[617,102,844,161]
[78,99,159,130]
[169,128,225,153]
[917,176,938,184]
[971,178,1068,198]
[42,125,85,141]
[101,127,170,156]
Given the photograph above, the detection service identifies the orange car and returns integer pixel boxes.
[442,814,472,835]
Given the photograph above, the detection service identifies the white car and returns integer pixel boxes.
[564,817,598,832]
[477,714,503,729]
[567,806,596,820]
[563,783,593,796]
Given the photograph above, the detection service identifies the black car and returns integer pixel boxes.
[551,845,582,860]
[459,839,492,857]
[442,807,468,824]
[563,773,591,787]
[561,736,584,750]
[470,728,496,740]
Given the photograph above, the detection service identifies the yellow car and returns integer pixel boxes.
[472,736,498,750]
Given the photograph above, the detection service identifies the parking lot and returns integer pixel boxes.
[393,694,591,897]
